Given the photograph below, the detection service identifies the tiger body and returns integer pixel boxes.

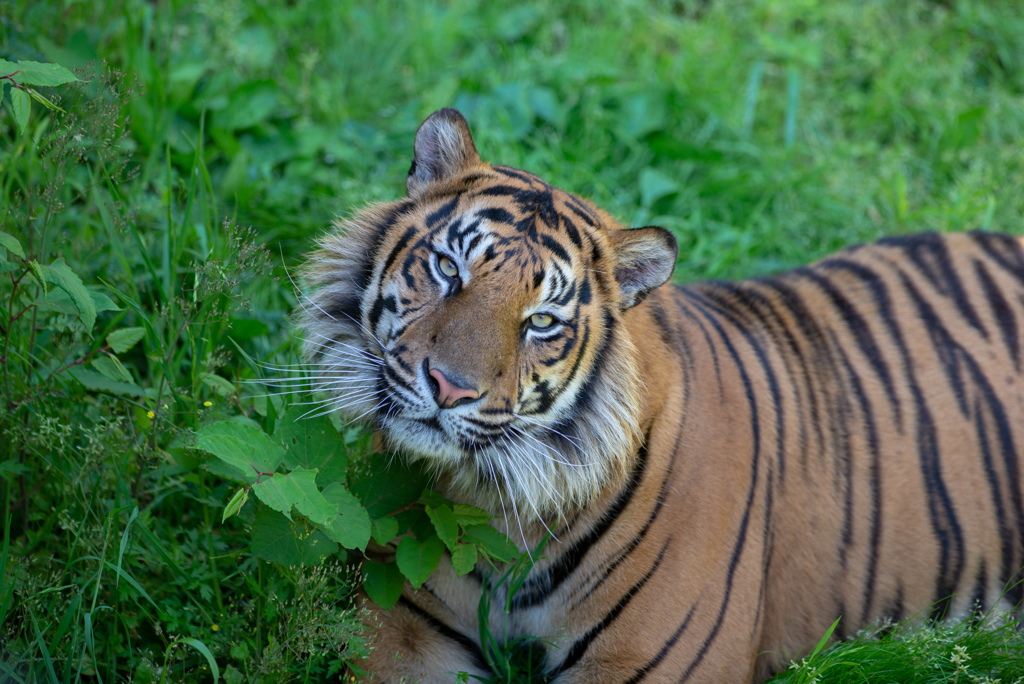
[299,109,1024,683]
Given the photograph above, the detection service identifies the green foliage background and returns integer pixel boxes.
[2,0,1024,681]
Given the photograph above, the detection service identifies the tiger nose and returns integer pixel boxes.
[428,368,480,409]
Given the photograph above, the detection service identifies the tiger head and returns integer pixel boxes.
[299,109,677,521]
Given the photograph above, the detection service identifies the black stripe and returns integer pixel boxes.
[426,196,459,229]
[805,261,905,429]
[541,234,572,265]
[880,233,988,337]
[511,438,650,610]
[622,604,698,684]
[829,330,883,624]
[493,165,537,184]
[397,597,491,673]
[973,258,1021,371]
[550,540,670,678]
[477,207,516,226]
[969,231,1024,290]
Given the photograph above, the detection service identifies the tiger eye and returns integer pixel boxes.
[530,312,555,329]
[439,256,458,278]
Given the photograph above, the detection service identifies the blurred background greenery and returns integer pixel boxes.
[2,0,1023,681]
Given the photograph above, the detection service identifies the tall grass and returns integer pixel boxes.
[2,0,1024,681]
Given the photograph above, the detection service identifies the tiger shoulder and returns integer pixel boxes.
[296,107,1024,683]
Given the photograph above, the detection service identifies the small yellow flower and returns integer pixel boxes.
[203,401,213,407]
[212,624,219,632]
[147,411,155,419]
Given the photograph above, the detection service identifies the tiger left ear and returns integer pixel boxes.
[407,108,483,198]
[607,226,678,309]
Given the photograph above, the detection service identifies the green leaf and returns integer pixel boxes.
[426,504,458,553]
[193,421,284,484]
[250,508,337,566]
[171,638,220,684]
[451,543,478,576]
[452,504,491,527]
[639,167,680,208]
[362,561,405,610]
[0,458,31,480]
[13,60,79,87]
[462,524,518,564]
[107,327,146,354]
[395,535,445,590]
[222,487,249,523]
[321,483,372,551]
[201,372,236,397]
[26,88,63,112]
[0,233,25,260]
[10,88,29,135]
[66,367,145,397]
[0,59,15,74]
[41,258,95,331]
[275,407,347,484]
[27,260,46,294]
[350,456,429,518]
[90,291,120,312]
[371,516,400,546]
[252,466,335,525]
[91,354,133,384]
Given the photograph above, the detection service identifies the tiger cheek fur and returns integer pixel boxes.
[296,109,1024,684]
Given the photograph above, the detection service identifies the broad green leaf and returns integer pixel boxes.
[426,504,458,553]
[418,488,449,509]
[0,232,23,261]
[451,543,478,576]
[10,88,29,135]
[0,59,15,74]
[322,482,371,551]
[362,561,405,609]
[41,258,95,331]
[107,327,146,354]
[396,535,444,590]
[13,60,79,87]
[250,508,337,566]
[350,457,429,518]
[0,458,31,480]
[201,372,235,397]
[452,504,491,527]
[275,407,347,484]
[639,167,680,208]
[90,291,120,312]
[222,487,249,523]
[252,466,335,525]
[66,367,145,397]
[194,422,284,484]
[371,516,400,546]
[91,354,132,384]
[462,524,518,564]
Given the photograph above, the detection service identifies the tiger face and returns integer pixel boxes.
[299,109,677,520]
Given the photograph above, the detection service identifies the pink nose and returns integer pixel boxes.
[428,368,480,409]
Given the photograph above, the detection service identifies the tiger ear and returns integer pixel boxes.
[607,226,678,309]
[406,108,482,198]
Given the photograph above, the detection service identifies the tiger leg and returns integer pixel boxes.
[356,597,491,684]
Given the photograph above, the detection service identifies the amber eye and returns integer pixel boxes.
[438,256,459,278]
[529,312,556,330]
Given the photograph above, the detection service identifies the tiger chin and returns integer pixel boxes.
[297,108,1024,683]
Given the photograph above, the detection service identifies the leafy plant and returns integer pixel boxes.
[0,59,78,134]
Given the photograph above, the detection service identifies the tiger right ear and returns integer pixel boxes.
[607,226,679,309]
[406,109,482,198]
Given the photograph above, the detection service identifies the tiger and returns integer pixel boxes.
[297,108,1024,683]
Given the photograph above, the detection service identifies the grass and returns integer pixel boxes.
[2,0,1024,681]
